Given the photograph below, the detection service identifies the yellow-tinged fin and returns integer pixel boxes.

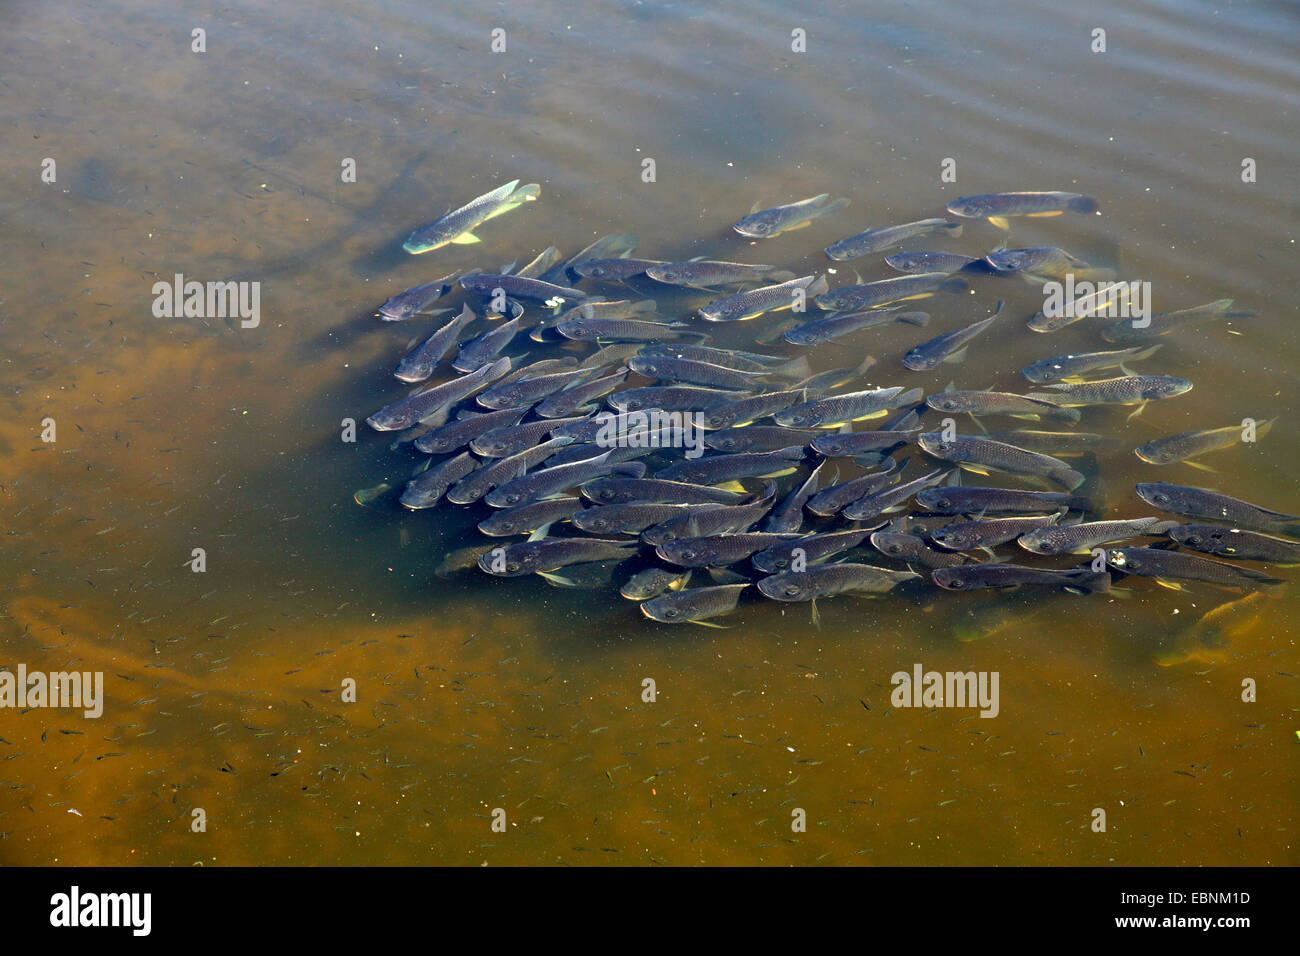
[959,464,992,476]
[1026,210,1065,218]
[714,480,748,493]
[451,231,482,245]
[1125,401,1148,421]
[811,598,820,629]
[1155,578,1188,591]
[691,619,731,629]
[538,571,576,587]
[758,467,798,479]
[987,216,1011,230]
[1184,460,1220,473]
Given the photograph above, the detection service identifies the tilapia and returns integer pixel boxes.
[535,369,630,418]
[774,387,921,429]
[1098,298,1253,344]
[556,316,705,343]
[926,389,1081,424]
[366,357,511,431]
[929,514,1060,552]
[733,193,849,238]
[1020,345,1163,384]
[399,452,478,509]
[816,273,968,312]
[1167,525,1300,566]
[580,477,748,506]
[840,469,948,521]
[413,405,530,455]
[378,273,459,320]
[645,260,796,288]
[1106,547,1285,593]
[933,564,1110,593]
[824,218,963,261]
[640,584,750,624]
[751,527,876,574]
[477,497,583,537]
[573,502,711,536]
[868,532,971,570]
[758,564,919,602]
[915,486,1092,516]
[1027,375,1192,407]
[783,308,930,346]
[1136,482,1300,536]
[699,275,830,323]
[945,191,1099,228]
[1019,516,1176,555]
[1135,419,1273,467]
[447,437,572,505]
[572,257,670,282]
[884,251,983,274]
[656,533,798,568]
[470,416,588,458]
[762,460,829,533]
[901,306,1001,371]
[478,537,639,579]
[485,452,646,508]
[393,306,481,382]
[705,425,823,454]
[460,273,585,304]
[642,484,777,545]
[452,318,521,374]
[620,566,692,601]
[655,446,807,484]
[916,432,1084,490]
[403,179,539,254]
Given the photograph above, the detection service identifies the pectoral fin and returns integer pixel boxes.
[451,231,482,245]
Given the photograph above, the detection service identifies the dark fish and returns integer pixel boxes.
[1107,547,1285,593]
[532,300,657,343]
[794,356,877,394]
[580,477,748,506]
[515,246,564,279]
[1167,525,1300,566]
[841,468,948,521]
[379,274,459,320]
[982,429,1121,456]
[1098,298,1253,344]
[1136,482,1300,536]
[470,416,588,458]
[638,343,787,373]
[366,357,511,431]
[917,432,1084,490]
[477,497,583,537]
[808,425,917,458]
[535,369,631,418]
[434,543,499,577]
[656,533,797,568]
[573,502,710,536]
[705,425,822,454]
[399,452,478,509]
[477,367,600,411]
[460,273,585,303]
[926,389,1081,424]
[628,355,765,391]
[915,486,1092,516]
[816,273,967,312]
[642,485,776,546]
[610,385,749,413]
[762,460,828,533]
[703,389,818,430]
[733,193,849,238]
[1021,345,1163,384]
[1027,280,1140,333]
[699,275,830,323]
[1135,419,1274,467]
[557,316,704,343]
[885,251,982,274]
[945,191,1099,226]
[551,407,664,443]
[393,305,479,381]
[868,532,970,570]
[933,564,1110,593]
[758,564,918,601]
[542,233,639,285]
[1027,375,1192,407]
[1019,516,1175,555]
[929,514,1060,552]
[414,405,530,455]
[403,179,539,254]
[621,566,692,601]
[478,537,639,578]
[646,260,796,288]
[655,447,807,484]
[485,452,646,508]
[783,308,930,346]
[825,218,962,260]
[447,437,571,505]
[806,460,905,517]
[573,257,670,282]
[752,527,875,574]
[902,305,1001,371]
[983,246,1088,277]
[640,584,749,624]
[540,441,650,469]
[452,317,522,374]
[774,387,921,428]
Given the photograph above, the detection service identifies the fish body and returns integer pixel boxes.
[572,257,670,282]
[927,389,1081,424]
[981,430,1120,456]
[1028,375,1192,407]
[535,369,630,418]
[379,274,459,320]
[610,385,749,413]
[916,432,1084,490]
[485,453,646,508]
[762,460,828,533]
[404,180,539,253]
[477,497,583,536]
[656,533,797,568]
[758,563,918,601]
[933,564,1110,593]
[983,246,1088,277]
[1021,345,1163,384]
[452,318,521,374]
[1135,420,1273,466]
[809,427,916,458]
[699,275,829,323]
[705,426,822,454]
[1019,517,1175,555]
[573,502,709,536]
[783,308,929,346]
[655,447,807,484]
[733,193,849,238]
[703,389,817,430]
[915,486,1091,515]
[414,405,530,455]
[885,251,982,274]
[929,514,1060,551]
[807,460,904,516]
[366,357,511,431]
[641,584,749,623]
[817,273,968,312]
[774,387,920,429]
[628,356,763,391]
[580,478,748,506]
[543,234,639,284]
[902,310,1000,370]
[824,218,963,261]
[841,469,948,521]
[1027,281,1138,333]
[621,566,693,601]
[945,191,1099,223]
[642,486,776,545]
[394,305,479,381]
[556,316,701,343]
[869,532,970,570]
[638,344,786,373]
[460,273,584,303]
[1136,482,1300,535]
[478,538,639,577]
[399,452,478,509]
[751,528,875,574]
[1099,298,1252,344]
[646,260,796,288]
[1107,547,1285,593]
[1167,525,1300,566]
[470,416,588,458]
[447,437,571,505]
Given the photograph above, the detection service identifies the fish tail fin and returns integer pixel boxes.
[819,197,850,217]
[940,276,970,294]
[768,269,797,282]
[1068,195,1101,214]
[773,355,814,380]
[1053,467,1086,492]
[807,275,831,299]
[943,222,963,238]
[987,216,1011,230]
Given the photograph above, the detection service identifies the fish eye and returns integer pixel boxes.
[679,550,696,561]
[626,399,642,409]
[507,563,520,572]
[934,442,950,452]
[783,585,800,597]
[1154,493,1169,504]
[946,577,966,589]
[886,543,902,554]
[753,222,771,234]
[936,498,952,509]
[664,608,679,618]
[661,270,679,281]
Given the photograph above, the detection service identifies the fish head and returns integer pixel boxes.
[926,395,966,414]
[1135,482,1177,509]
[914,489,954,512]
[756,572,815,602]
[483,385,524,409]
[1146,377,1193,399]
[557,321,597,340]
[931,567,974,590]
[869,532,914,558]
[1170,526,1224,551]
[477,544,539,576]
[916,433,955,457]
[733,213,780,238]
[575,512,614,533]
[706,432,743,452]
[365,410,405,432]
[1017,531,1054,554]
[574,261,613,280]
[627,357,661,377]
[640,595,689,623]
[927,526,967,550]
[656,540,711,567]
[645,264,684,284]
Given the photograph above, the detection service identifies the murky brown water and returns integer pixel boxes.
[2,0,1296,865]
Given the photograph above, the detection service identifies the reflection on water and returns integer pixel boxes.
[1,0,1296,865]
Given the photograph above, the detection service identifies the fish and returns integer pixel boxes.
[699,275,830,323]
[609,385,749,413]
[704,425,822,454]
[840,468,949,521]
[556,316,706,343]
[1018,516,1178,555]
[752,528,876,574]
[901,305,1002,371]
[783,308,930,346]
[532,300,658,342]
[816,273,968,312]
[1027,280,1138,333]
[758,564,919,604]
[550,407,666,443]
[642,485,777,545]
[393,305,480,382]
[656,533,798,568]
[573,502,712,536]
[627,355,770,391]
[378,274,460,320]
[434,543,499,578]
[806,459,905,517]
[981,430,1121,456]
[945,191,1099,229]
[572,257,671,282]
[578,342,647,369]
[459,273,585,304]
[1020,345,1163,384]
[1027,375,1192,408]
[452,318,522,374]
[1135,419,1274,468]
[1098,298,1253,344]
[485,452,647,509]
[478,537,640,579]
[580,477,749,506]
[645,260,796,288]
[620,566,692,601]
[1166,525,1300,566]
[702,389,819,430]
[366,357,511,431]
[542,233,639,285]
[929,514,1061,552]
[403,179,540,253]
[413,405,530,455]
[535,369,631,418]
[1106,547,1285,593]
[733,193,849,238]
[640,584,750,624]
[933,564,1110,593]
[515,246,565,279]
[470,416,589,458]
[794,356,878,394]
[983,246,1089,277]
[915,486,1092,516]
[916,432,1084,490]
[808,425,918,458]
[762,460,828,533]
[884,251,983,274]
[447,437,573,505]
[477,497,584,537]
[399,452,479,509]
[925,389,1081,424]
[774,387,922,429]
[824,218,963,260]
[638,344,788,373]
[868,532,971,570]
[476,367,602,411]
[655,447,807,485]
[1135,482,1300,536]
